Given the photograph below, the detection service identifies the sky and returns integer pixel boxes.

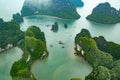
[0,0,25,21]
[0,0,120,21]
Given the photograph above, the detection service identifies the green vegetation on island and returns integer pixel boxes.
[86,66,111,80]
[0,20,24,52]
[21,0,80,19]
[0,18,48,80]
[94,36,120,60]
[0,18,4,23]
[75,29,113,68]
[71,78,82,80]
[71,0,84,7]
[110,60,120,80]
[51,22,59,32]
[75,29,120,80]
[86,2,120,24]
[12,13,24,23]
[10,26,48,80]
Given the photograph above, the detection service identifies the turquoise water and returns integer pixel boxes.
[20,15,92,80]
[0,47,23,80]
[0,0,120,80]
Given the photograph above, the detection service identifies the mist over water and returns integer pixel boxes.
[25,0,52,8]
[1,0,120,21]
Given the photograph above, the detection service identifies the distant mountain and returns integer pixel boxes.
[86,2,120,24]
[21,0,80,19]
[71,0,84,7]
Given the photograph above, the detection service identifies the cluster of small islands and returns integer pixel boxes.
[0,0,120,80]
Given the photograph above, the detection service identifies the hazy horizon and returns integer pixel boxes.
[0,0,24,21]
[0,0,120,21]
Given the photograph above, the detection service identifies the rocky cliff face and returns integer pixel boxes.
[21,0,80,19]
[86,2,120,24]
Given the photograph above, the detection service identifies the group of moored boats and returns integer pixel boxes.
[50,41,65,48]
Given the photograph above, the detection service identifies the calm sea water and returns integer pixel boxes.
[0,0,120,80]
[0,47,23,80]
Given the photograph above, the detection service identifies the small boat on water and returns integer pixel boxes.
[59,41,64,44]
[50,44,53,47]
